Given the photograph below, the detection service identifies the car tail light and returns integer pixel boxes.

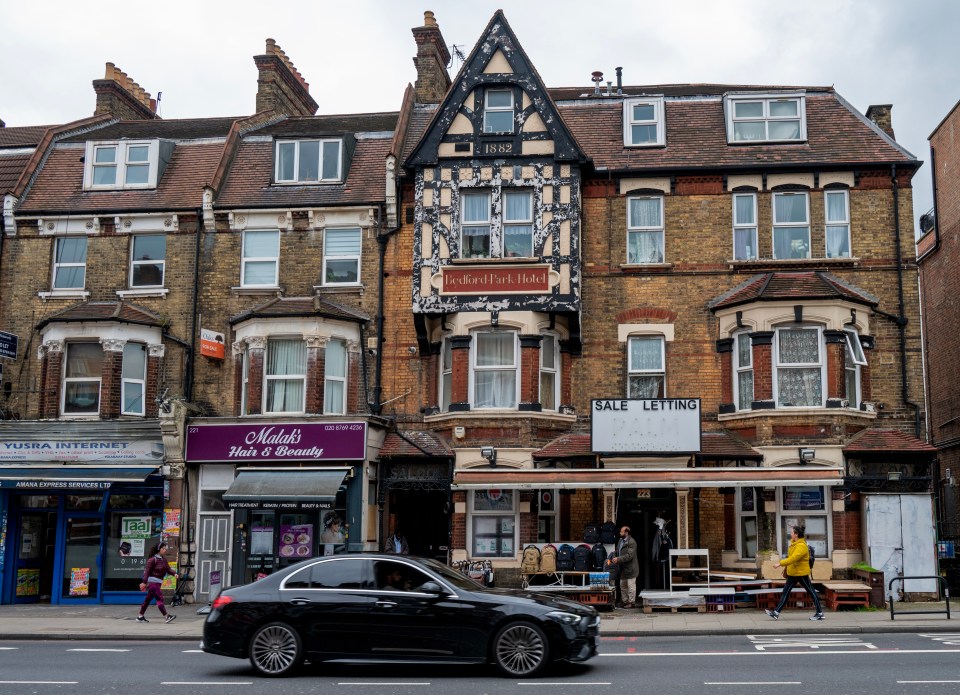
[211,595,234,610]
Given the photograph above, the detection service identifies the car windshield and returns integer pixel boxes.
[419,557,487,591]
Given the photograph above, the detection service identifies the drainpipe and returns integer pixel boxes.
[888,165,922,437]
[371,207,402,415]
[185,207,203,402]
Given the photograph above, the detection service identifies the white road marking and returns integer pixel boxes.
[0,681,78,685]
[919,633,960,646]
[67,648,131,652]
[748,634,876,650]
[181,649,204,653]
[517,682,611,686]
[336,683,431,686]
[161,682,251,686]
[600,648,960,657]
[898,681,960,684]
[0,647,19,650]
[706,682,799,686]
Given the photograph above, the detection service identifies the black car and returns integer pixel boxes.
[202,553,600,678]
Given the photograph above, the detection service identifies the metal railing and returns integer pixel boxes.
[888,575,951,620]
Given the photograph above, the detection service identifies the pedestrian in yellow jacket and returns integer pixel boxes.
[765,525,824,620]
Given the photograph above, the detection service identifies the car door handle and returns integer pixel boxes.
[375,600,397,609]
[289,598,312,605]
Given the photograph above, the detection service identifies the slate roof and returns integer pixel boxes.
[378,430,454,458]
[698,431,763,460]
[843,428,937,454]
[215,136,391,208]
[36,301,163,330]
[18,141,225,213]
[708,271,879,311]
[400,105,436,166]
[256,113,398,137]
[0,125,53,148]
[548,84,820,101]
[555,88,916,172]
[229,296,370,325]
[59,117,237,142]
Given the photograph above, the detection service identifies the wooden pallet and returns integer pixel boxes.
[643,603,707,614]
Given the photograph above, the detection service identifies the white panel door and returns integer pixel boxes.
[196,514,231,601]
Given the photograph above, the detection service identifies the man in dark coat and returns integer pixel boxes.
[609,526,640,608]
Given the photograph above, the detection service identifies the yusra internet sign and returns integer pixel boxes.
[591,398,701,454]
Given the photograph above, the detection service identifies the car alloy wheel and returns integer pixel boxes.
[493,621,549,677]
[249,622,303,677]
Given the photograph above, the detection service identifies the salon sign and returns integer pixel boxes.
[185,422,368,462]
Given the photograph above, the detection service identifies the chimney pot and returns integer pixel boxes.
[424,10,437,26]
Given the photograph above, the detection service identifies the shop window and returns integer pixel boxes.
[265,338,306,414]
[470,490,516,558]
[779,486,829,559]
[130,235,166,287]
[62,343,103,416]
[738,488,758,559]
[774,324,824,407]
[323,339,348,414]
[627,335,665,398]
[104,502,162,592]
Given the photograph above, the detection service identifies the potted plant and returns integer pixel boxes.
[851,562,885,607]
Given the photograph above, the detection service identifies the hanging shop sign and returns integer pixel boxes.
[186,422,367,462]
[591,398,702,454]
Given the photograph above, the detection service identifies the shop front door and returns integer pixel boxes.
[13,511,57,604]
[59,514,104,603]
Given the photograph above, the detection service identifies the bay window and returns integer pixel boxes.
[627,196,664,264]
[461,190,492,258]
[540,333,558,410]
[775,325,824,407]
[472,330,518,409]
[323,339,347,414]
[471,490,516,558]
[628,335,665,398]
[121,343,147,416]
[844,328,866,408]
[503,189,534,257]
[440,339,453,412]
[264,338,306,414]
[62,343,103,415]
[734,331,754,411]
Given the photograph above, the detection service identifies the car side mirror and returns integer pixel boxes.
[418,581,445,595]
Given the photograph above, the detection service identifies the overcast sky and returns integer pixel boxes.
[2,0,957,234]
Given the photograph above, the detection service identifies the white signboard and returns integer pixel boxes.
[0,439,163,462]
[591,399,701,453]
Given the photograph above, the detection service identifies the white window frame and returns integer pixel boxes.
[460,190,492,259]
[121,342,147,416]
[322,227,362,286]
[627,335,666,398]
[737,488,758,559]
[539,333,559,411]
[61,342,103,417]
[274,139,343,183]
[825,189,851,258]
[470,330,519,409]
[439,338,453,412]
[733,330,754,411]
[52,236,88,290]
[83,140,160,190]
[241,230,280,288]
[129,235,166,288]
[724,94,806,143]
[626,195,665,264]
[502,189,534,258]
[844,328,866,408]
[263,338,307,415]
[623,98,665,147]
[483,89,515,134]
[732,192,758,260]
[772,191,811,260]
[778,486,830,560]
[469,490,517,558]
[774,324,825,408]
[240,347,250,415]
[323,339,348,415]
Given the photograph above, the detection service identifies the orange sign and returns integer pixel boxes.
[442,265,550,294]
[200,329,225,359]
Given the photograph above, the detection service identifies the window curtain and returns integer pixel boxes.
[777,369,822,406]
[276,142,296,180]
[475,332,516,408]
[503,190,533,257]
[67,343,103,377]
[826,227,849,257]
[628,231,664,263]
[629,198,661,227]
[462,192,490,223]
[324,340,347,414]
[734,195,757,259]
[774,194,807,223]
[630,337,662,370]
[266,339,306,412]
[737,333,754,409]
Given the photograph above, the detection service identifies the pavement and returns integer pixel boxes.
[0,600,953,641]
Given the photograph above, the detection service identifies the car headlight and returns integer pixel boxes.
[547,610,584,625]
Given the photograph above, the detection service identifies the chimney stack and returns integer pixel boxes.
[93,63,159,120]
[254,38,318,116]
[412,10,451,104]
[866,104,895,140]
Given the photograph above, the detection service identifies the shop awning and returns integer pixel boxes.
[0,465,159,488]
[451,467,844,490]
[222,467,351,510]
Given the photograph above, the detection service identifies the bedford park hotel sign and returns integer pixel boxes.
[439,264,552,295]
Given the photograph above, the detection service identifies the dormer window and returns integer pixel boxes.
[275,139,342,183]
[483,89,514,133]
[83,141,162,190]
[623,98,665,146]
[725,94,806,143]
